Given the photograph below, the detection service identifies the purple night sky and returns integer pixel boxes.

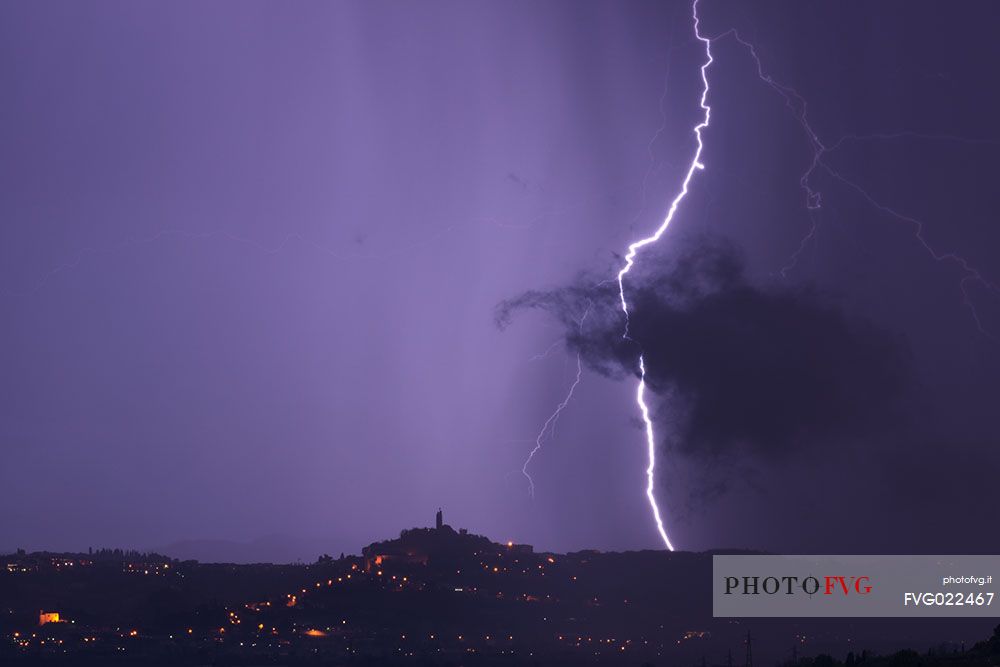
[3,0,1000,562]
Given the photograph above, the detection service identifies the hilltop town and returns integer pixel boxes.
[2,512,996,666]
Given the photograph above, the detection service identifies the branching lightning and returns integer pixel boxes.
[613,2,1000,551]
[716,29,1000,337]
[527,337,568,363]
[522,301,592,498]
[615,0,714,552]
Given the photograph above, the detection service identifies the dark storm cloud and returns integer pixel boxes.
[497,237,912,460]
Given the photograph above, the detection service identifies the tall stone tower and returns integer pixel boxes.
[435,508,443,530]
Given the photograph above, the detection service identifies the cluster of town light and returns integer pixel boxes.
[6,541,703,658]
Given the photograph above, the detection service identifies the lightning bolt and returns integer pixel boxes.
[615,0,713,551]
[613,6,1000,550]
[522,301,592,498]
[527,337,568,363]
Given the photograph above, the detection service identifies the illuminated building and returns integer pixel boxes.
[39,611,62,626]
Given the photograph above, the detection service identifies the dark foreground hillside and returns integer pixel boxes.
[2,523,997,665]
